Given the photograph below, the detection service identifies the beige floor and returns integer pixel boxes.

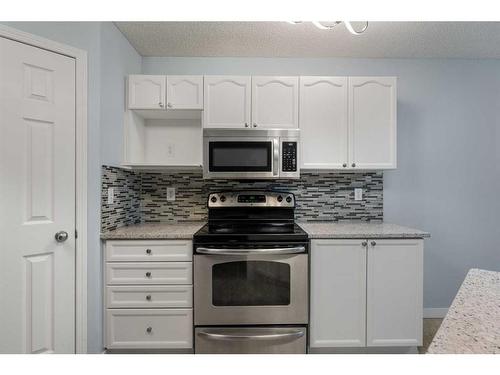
[418,318,443,354]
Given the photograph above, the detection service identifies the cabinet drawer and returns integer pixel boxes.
[106,285,192,308]
[106,309,193,349]
[105,240,192,262]
[106,262,192,285]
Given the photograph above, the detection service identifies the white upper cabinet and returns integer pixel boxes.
[204,76,251,128]
[252,76,299,129]
[299,77,348,169]
[310,239,367,348]
[128,75,166,110]
[349,77,397,169]
[366,239,423,347]
[166,75,203,110]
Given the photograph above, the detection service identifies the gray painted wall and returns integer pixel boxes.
[2,22,141,353]
[143,57,500,310]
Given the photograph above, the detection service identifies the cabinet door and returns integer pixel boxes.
[299,77,348,169]
[252,76,299,129]
[128,75,166,110]
[310,239,367,347]
[349,77,397,169]
[166,75,203,109]
[366,239,423,347]
[203,76,251,128]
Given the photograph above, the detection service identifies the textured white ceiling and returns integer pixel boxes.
[115,21,500,59]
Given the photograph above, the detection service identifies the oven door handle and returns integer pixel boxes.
[197,329,304,341]
[196,246,306,255]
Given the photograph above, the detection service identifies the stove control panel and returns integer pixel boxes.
[208,191,295,208]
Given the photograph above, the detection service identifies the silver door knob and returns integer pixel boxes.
[55,231,68,243]
[146,327,152,333]
[167,102,173,108]
[158,102,164,108]
[371,241,377,246]
[361,241,368,247]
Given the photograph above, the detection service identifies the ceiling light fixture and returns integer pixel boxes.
[288,21,369,35]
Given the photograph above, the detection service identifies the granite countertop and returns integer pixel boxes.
[427,269,500,354]
[101,222,206,240]
[298,222,430,239]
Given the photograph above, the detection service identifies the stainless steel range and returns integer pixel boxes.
[193,190,309,354]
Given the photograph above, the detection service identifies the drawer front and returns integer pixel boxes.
[106,285,193,308]
[106,309,193,349]
[106,262,192,285]
[105,240,192,262]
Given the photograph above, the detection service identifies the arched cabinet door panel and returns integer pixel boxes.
[128,75,166,110]
[166,75,203,110]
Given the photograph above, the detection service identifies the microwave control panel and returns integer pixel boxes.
[281,142,297,172]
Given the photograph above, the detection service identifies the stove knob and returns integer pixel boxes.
[277,195,283,202]
[210,196,217,203]
[286,196,293,204]
[220,195,226,202]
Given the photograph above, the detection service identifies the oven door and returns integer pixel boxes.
[203,137,279,179]
[194,248,308,325]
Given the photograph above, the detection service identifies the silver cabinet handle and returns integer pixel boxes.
[342,163,347,168]
[361,241,368,247]
[197,329,304,341]
[273,138,279,176]
[146,248,152,255]
[197,246,306,255]
[244,123,249,127]
[146,295,152,301]
[371,241,377,246]
[145,272,152,278]
[167,102,173,108]
[55,231,68,242]
[158,102,164,108]
[352,163,356,167]
[253,123,258,128]
[146,327,152,333]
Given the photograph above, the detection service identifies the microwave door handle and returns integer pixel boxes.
[273,138,279,176]
[197,329,305,341]
[196,246,306,255]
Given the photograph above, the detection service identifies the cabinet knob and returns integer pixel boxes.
[245,123,249,127]
[158,102,164,108]
[146,327,152,334]
[146,295,152,301]
[146,248,152,255]
[167,102,173,108]
[253,123,258,128]
[361,241,368,247]
[371,241,377,246]
[352,163,356,167]
[145,272,152,278]
[342,163,347,168]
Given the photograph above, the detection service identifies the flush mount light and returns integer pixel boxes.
[287,21,369,35]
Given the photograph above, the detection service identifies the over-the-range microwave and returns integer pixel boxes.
[203,128,300,179]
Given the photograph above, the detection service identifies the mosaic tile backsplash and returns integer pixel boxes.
[101,165,383,231]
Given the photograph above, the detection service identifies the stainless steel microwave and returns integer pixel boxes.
[203,128,300,179]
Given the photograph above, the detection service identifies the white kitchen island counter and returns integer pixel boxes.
[428,268,500,354]
[298,221,430,239]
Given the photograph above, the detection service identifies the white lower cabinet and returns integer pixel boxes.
[310,238,423,349]
[104,240,193,351]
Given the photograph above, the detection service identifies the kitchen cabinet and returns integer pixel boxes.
[203,76,251,128]
[103,240,193,351]
[310,238,423,349]
[128,75,166,110]
[349,77,397,169]
[252,76,299,129]
[366,239,423,346]
[166,75,203,110]
[310,239,366,347]
[300,76,397,170]
[299,77,348,169]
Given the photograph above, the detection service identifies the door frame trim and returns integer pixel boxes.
[0,24,88,354]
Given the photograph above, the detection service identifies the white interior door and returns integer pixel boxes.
[0,36,76,353]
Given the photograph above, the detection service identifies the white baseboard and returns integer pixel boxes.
[423,308,448,318]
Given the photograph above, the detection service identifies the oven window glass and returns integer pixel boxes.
[212,261,290,306]
[209,142,272,172]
